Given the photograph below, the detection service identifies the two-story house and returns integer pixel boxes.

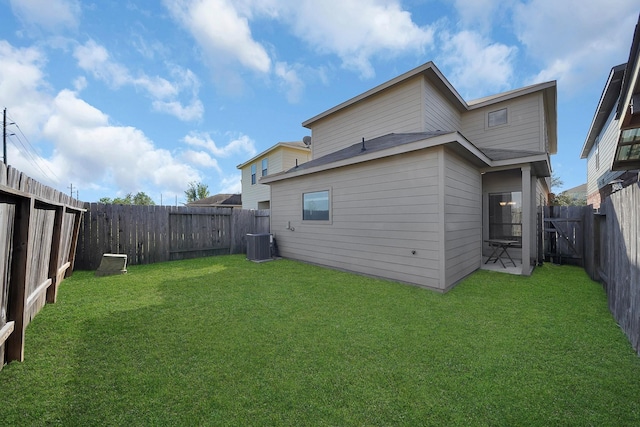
[237,142,311,210]
[262,62,557,292]
[581,15,640,208]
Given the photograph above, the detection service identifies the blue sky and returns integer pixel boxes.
[0,0,637,204]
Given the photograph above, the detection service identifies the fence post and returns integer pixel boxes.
[46,206,64,303]
[6,196,33,363]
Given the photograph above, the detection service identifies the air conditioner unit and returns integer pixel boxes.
[247,233,272,262]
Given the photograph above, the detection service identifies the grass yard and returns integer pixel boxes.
[1,256,639,426]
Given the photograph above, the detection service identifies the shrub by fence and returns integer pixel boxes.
[0,164,84,370]
[75,204,270,270]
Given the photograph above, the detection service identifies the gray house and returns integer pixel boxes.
[581,14,640,208]
[262,62,557,292]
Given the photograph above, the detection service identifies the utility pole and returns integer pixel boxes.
[3,108,7,166]
[68,183,74,198]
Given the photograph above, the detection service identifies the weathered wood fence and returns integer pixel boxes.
[583,182,640,355]
[75,204,270,270]
[0,164,84,370]
[543,205,585,266]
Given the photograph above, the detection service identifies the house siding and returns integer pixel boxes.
[461,93,544,152]
[241,146,311,209]
[423,79,462,132]
[443,150,482,287]
[585,107,622,207]
[270,150,443,289]
[310,77,424,158]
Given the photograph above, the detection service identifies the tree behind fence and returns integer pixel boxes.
[75,204,270,270]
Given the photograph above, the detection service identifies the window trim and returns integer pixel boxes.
[302,188,332,224]
[487,107,508,129]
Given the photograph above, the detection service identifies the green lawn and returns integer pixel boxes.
[1,256,639,426]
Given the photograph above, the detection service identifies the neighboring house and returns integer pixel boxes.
[262,61,557,292]
[187,193,242,208]
[581,15,640,208]
[237,142,311,210]
[554,183,587,206]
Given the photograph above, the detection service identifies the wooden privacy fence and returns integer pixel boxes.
[75,204,270,270]
[582,182,640,355]
[543,205,585,266]
[0,164,84,370]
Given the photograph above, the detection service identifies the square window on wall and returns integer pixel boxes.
[488,108,508,127]
[302,190,330,221]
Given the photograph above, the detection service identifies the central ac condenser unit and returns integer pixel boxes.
[246,233,272,261]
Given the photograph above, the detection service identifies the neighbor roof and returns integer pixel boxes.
[236,141,309,169]
[187,193,241,207]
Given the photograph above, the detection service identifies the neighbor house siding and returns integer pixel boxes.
[241,153,276,210]
[461,93,544,152]
[423,79,462,132]
[585,108,621,207]
[443,149,482,287]
[241,146,311,209]
[310,77,424,158]
[270,150,443,289]
[281,147,311,171]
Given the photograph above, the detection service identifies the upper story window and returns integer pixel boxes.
[251,164,256,185]
[303,190,330,221]
[488,108,508,128]
[595,138,600,170]
[262,158,268,177]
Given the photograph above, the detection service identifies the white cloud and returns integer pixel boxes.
[275,61,304,103]
[512,0,638,93]
[438,30,517,98]
[73,40,203,121]
[218,174,242,194]
[164,0,271,73]
[41,89,202,193]
[281,0,434,78]
[182,150,222,172]
[183,132,257,158]
[0,41,52,141]
[10,0,80,32]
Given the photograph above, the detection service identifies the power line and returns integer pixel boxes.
[5,110,60,183]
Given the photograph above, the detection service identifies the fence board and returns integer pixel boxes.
[582,182,640,355]
[75,205,270,269]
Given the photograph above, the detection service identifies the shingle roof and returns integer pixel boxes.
[479,148,547,161]
[187,193,242,206]
[287,132,449,172]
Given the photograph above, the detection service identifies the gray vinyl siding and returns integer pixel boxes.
[585,107,622,201]
[310,77,424,158]
[461,93,544,152]
[423,79,462,132]
[443,150,482,287]
[270,150,443,289]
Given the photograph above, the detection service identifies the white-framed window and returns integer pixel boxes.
[488,108,508,128]
[251,164,256,185]
[261,158,268,177]
[302,190,331,222]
